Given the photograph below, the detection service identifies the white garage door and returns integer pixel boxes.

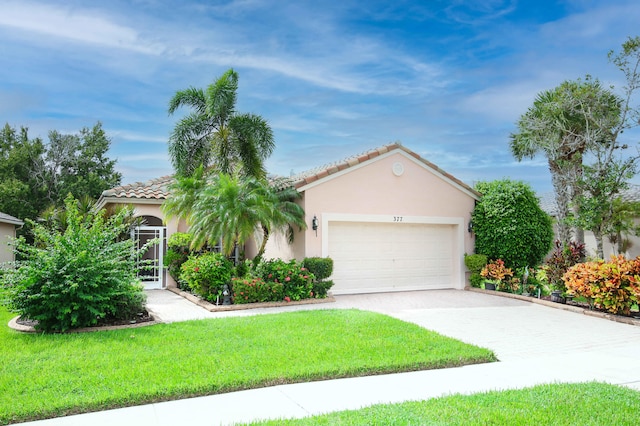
[328,221,455,294]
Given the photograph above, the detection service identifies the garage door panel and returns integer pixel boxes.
[328,221,455,294]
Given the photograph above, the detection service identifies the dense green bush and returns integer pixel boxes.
[464,254,487,288]
[180,252,233,302]
[472,179,554,270]
[164,232,193,288]
[1,195,146,332]
[254,259,314,301]
[302,257,335,297]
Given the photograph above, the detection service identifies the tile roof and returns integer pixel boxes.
[282,142,479,196]
[99,143,479,201]
[0,212,23,226]
[100,174,174,201]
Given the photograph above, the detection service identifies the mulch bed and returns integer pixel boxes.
[11,309,157,333]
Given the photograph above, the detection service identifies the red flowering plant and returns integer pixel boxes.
[480,259,515,292]
[231,277,284,304]
[254,258,315,301]
[563,255,640,315]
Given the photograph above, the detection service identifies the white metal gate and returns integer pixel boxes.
[133,226,166,289]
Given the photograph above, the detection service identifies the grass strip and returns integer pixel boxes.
[250,382,640,425]
[0,306,495,424]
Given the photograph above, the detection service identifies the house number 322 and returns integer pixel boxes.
[393,216,403,222]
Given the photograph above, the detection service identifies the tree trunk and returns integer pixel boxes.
[594,230,605,260]
[550,162,573,246]
[255,225,269,260]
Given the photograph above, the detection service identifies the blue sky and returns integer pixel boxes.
[1,0,639,193]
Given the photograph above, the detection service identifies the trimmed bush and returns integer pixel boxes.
[472,179,554,270]
[180,252,233,302]
[1,195,146,333]
[563,255,640,315]
[302,257,333,281]
[164,232,193,288]
[464,254,487,288]
[302,257,335,298]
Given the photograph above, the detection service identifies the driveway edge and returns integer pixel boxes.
[466,287,640,327]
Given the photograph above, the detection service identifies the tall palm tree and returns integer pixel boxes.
[510,78,619,246]
[168,69,275,178]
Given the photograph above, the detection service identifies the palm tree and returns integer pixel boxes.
[167,69,275,178]
[510,78,619,246]
[162,172,306,261]
[255,177,307,260]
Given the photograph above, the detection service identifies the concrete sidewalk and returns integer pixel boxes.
[17,290,640,425]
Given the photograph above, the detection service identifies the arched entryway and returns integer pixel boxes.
[133,215,166,289]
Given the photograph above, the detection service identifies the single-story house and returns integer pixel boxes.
[0,212,23,267]
[96,143,479,294]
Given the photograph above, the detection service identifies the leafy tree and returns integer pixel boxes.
[571,36,640,258]
[606,198,640,255]
[1,195,146,332]
[0,122,121,223]
[472,179,554,270]
[34,122,122,205]
[168,68,275,178]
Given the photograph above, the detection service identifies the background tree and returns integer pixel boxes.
[168,68,275,178]
[472,179,554,270]
[0,124,45,220]
[0,122,121,223]
[607,198,640,255]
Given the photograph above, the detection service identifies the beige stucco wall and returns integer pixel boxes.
[0,222,17,266]
[263,150,477,289]
[296,151,476,258]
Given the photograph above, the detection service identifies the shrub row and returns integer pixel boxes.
[177,253,334,304]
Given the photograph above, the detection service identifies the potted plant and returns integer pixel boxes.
[480,259,513,291]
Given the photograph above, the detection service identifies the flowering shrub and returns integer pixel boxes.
[180,252,232,302]
[254,259,314,301]
[563,255,640,315]
[231,277,284,304]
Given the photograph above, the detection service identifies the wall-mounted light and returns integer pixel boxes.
[312,215,319,236]
[467,219,473,234]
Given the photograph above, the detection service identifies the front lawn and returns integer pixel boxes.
[0,306,495,424]
[249,382,640,425]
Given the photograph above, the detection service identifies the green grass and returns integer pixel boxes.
[249,382,640,425]
[0,306,495,425]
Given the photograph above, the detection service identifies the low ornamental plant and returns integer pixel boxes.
[480,259,520,293]
[302,257,335,298]
[563,255,640,315]
[232,277,284,304]
[545,240,586,294]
